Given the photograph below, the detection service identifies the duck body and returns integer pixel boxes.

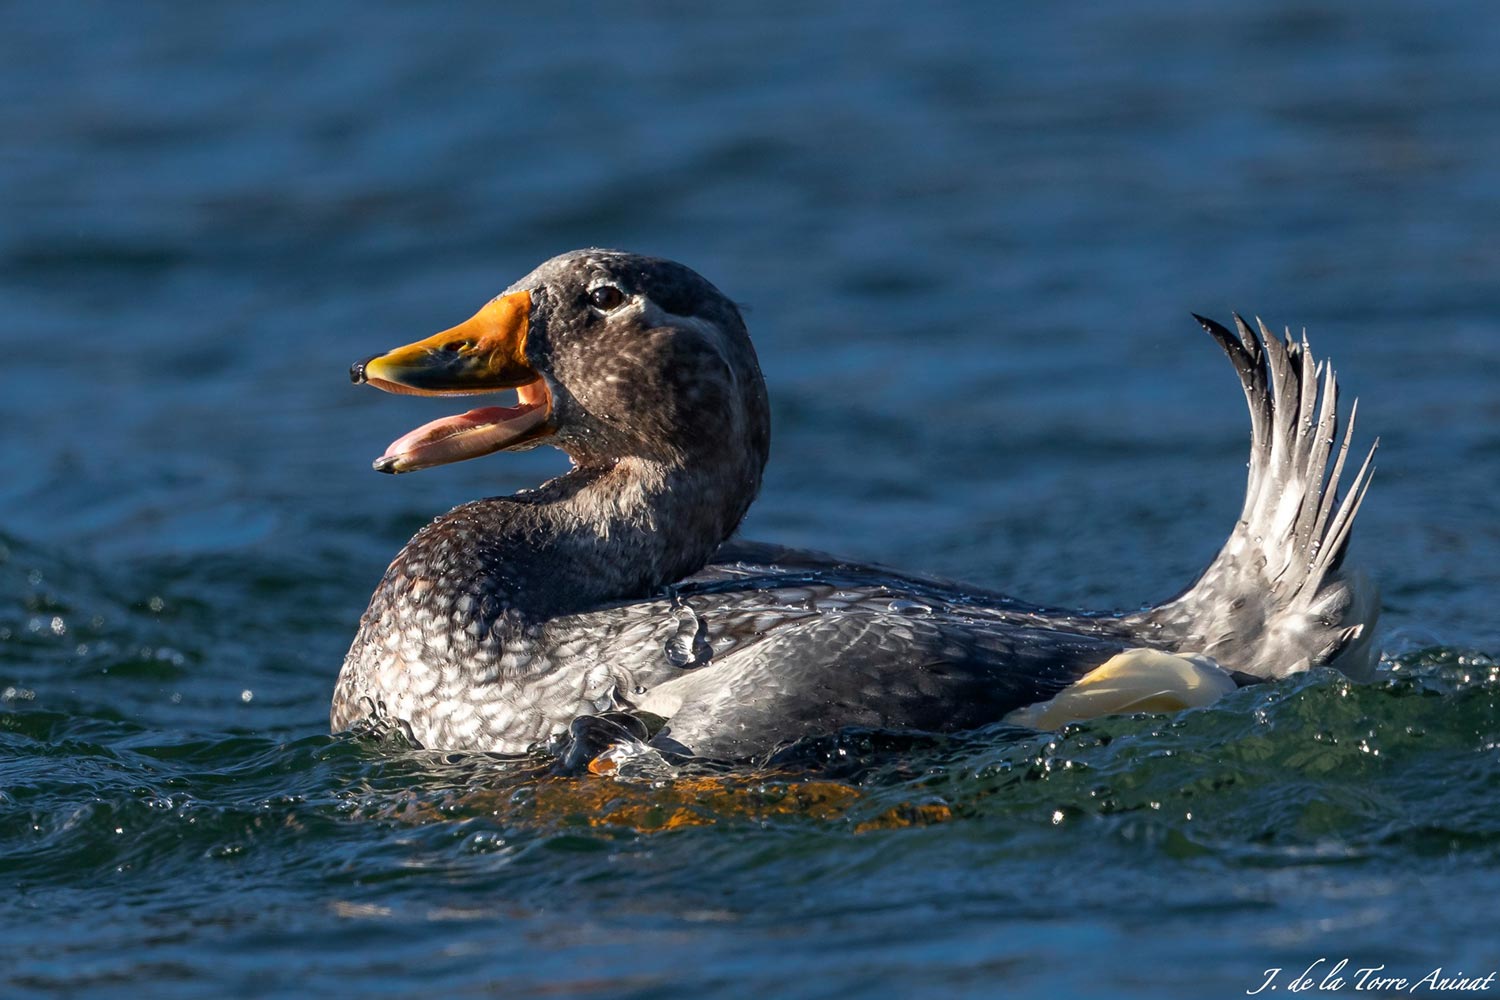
[335,534,1141,759]
[333,250,1378,762]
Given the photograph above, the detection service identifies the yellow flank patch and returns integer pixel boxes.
[1003,648,1236,730]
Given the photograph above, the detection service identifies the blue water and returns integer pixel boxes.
[3,2,1499,997]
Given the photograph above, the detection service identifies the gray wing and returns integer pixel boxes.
[631,611,1130,760]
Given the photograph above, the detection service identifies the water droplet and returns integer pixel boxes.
[148,596,165,613]
[887,599,932,616]
[50,615,67,635]
[664,600,712,669]
[240,689,254,703]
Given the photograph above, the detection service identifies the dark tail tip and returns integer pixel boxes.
[1192,312,1239,342]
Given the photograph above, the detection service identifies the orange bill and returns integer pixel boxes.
[351,290,554,473]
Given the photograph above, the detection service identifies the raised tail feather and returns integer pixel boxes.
[1125,314,1379,680]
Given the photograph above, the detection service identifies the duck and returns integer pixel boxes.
[332,249,1378,763]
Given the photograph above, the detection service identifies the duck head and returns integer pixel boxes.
[351,249,771,481]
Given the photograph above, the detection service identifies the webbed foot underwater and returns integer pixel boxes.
[333,249,1378,763]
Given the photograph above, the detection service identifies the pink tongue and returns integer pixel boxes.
[378,403,547,472]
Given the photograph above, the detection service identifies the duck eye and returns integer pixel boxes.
[588,285,626,311]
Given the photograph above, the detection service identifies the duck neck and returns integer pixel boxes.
[508,453,757,614]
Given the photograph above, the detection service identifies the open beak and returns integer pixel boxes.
[351,289,554,473]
